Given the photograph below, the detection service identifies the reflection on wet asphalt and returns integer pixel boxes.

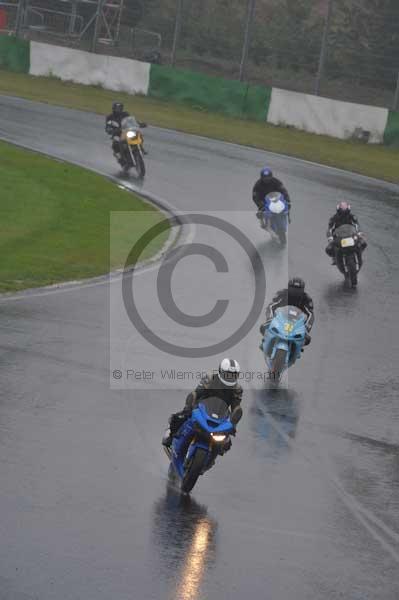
[152,484,217,600]
[249,388,300,458]
[1,96,399,599]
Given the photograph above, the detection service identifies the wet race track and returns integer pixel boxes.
[1,96,399,599]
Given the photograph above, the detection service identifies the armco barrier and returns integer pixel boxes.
[148,64,271,122]
[268,88,388,144]
[0,34,29,73]
[29,42,150,95]
[383,111,399,147]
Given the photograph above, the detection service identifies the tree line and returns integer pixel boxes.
[140,0,399,87]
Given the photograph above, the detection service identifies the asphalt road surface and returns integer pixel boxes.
[1,96,399,600]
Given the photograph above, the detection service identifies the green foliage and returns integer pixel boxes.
[182,0,246,59]
[141,0,323,67]
[327,0,399,87]
[251,0,322,72]
[142,0,177,44]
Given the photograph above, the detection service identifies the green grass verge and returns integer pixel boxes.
[1,70,399,183]
[0,140,169,292]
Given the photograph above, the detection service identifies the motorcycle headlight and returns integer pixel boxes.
[126,131,137,139]
[211,433,226,442]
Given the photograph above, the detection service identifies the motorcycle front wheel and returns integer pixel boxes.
[270,348,287,384]
[181,448,208,494]
[134,149,146,179]
[277,229,287,245]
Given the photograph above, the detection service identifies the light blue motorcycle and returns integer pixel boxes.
[261,305,306,383]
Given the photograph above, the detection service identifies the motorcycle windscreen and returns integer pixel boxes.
[121,116,140,130]
[274,305,303,322]
[268,199,286,214]
[334,224,357,238]
[200,396,230,420]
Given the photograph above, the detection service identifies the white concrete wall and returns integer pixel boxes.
[267,88,388,144]
[30,42,150,95]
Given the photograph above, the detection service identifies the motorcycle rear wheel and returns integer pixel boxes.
[181,448,208,494]
[347,254,358,287]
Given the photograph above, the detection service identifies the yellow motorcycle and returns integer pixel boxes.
[119,116,146,179]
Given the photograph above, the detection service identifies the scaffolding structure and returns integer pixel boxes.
[13,0,125,49]
[78,0,125,49]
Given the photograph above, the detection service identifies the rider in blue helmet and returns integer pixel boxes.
[252,166,291,222]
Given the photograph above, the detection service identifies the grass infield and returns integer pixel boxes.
[0,139,169,292]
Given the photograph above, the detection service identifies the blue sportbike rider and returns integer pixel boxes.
[162,360,243,492]
[162,358,243,452]
[252,166,291,224]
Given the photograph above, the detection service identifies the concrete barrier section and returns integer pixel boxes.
[268,88,388,144]
[30,42,150,95]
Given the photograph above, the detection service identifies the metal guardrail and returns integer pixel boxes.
[129,27,161,52]
[25,7,84,36]
[116,26,161,62]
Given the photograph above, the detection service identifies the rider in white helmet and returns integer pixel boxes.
[162,358,243,448]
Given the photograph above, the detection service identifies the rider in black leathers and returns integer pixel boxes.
[325,201,366,265]
[252,166,291,222]
[260,277,314,347]
[105,101,146,162]
[162,359,243,453]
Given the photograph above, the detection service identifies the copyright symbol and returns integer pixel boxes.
[122,213,266,358]
[112,370,123,380]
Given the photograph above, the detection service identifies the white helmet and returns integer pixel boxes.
[218,358,240,387]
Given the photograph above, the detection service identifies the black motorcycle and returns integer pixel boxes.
[331,224,365,288]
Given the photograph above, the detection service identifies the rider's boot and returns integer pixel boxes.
[114,151,123,165]
[162,428,172,448]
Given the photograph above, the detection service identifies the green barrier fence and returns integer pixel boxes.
[0,35,30,73]
[383,110,399,147]
[149,64,271,122]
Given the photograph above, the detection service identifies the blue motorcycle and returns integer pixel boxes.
[261,305,306,383]
[260,192,289,245]
[163,397,235,494]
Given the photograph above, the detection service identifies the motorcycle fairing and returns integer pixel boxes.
[263,196,289,233]
[170,402,233,479]
[263,306,306,368]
